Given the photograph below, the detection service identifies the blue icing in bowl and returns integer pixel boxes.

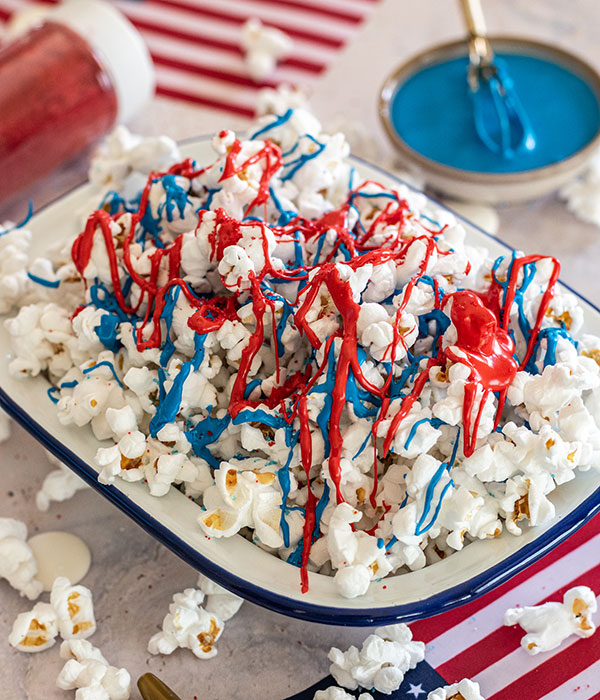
[390,53,600,173]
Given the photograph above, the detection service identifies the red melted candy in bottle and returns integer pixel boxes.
[0,22,118,201]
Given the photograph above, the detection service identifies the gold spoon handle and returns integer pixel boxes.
[458,0,496,88]
[460,0,488,39]
[137,673,183,700]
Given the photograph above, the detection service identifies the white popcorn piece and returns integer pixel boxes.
[427,678,486,700]
[0,517,43,600]
[329,624,425,694]
[241,18,292,81]
[504,585,597,654]
[8,602,58,652]
[256,85,309,117]
[197,573,244,621]
[57,639,131,700]
[560,148,600,228]
[36,461,89,512]
[50,576,96,640]
[198,463,284,548]
[0,222,33,314]
[88,125,180,201]
[148,587,224,659]
[326,503,392,599]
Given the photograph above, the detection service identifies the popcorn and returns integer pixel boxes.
[197,573,244,621]
[148,587,224,659]
[88,125,180,202]
[8,105,600,600]
[256,85,309,117]
[50,576,96,640]
[198,462,284,548]
[329,624,425,694]
[0,517,43,600]
[326,503,392,598]
[560,148,600,227]
[57,639,131,700]
[8,602,58,652]
[504,585,597,654]
[241,18,292,81]
[427,678,486,700]
[36,457,89,511]
[0,222,32,314]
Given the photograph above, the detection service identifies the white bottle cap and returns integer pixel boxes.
[49,0,155,123]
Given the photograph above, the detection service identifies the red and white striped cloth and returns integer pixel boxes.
[411,514,600,700]
[0,0,380,116]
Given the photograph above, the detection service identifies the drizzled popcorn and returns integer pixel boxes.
[6,103,600,599]
[328,624,425,694]
[8,602,58,652]
[0,517,43,600]
[427,678,486,700]
[148,587,224,659]
[57,639,131,700]
[504,585,597,654]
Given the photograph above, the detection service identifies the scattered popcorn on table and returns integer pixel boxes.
[148,587,224,659]
[6,101,600,599]
[51,576,96,640]
[57,639,131,700]
[427,678,486,700]
[0,517,43,600]
[504,585,597,654]
[328,624,425,694]
[36,452,89,511]
[560,147,600,227]
[313,688,372,700]
[9,576,95,654]
[241,18,292,81]
[8,602,58,652]
[197,573,244,621]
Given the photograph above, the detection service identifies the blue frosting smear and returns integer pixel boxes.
[390,53,600,173]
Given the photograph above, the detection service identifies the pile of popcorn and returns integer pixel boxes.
[3,99,600,600]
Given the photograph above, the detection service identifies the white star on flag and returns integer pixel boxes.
[406,683,426,698]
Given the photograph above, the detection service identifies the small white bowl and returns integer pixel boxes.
[379,37,600,204]
[1,141,599,625]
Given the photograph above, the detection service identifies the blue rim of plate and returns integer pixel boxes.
[1,147,599,626]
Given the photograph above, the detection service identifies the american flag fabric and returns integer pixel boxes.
[292,514,600,700]
[408,513,600,700]
[0,0,380,116]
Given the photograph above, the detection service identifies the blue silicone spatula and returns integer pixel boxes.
[459,0,536,159]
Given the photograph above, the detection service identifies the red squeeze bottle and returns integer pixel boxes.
[0,0,155,203]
